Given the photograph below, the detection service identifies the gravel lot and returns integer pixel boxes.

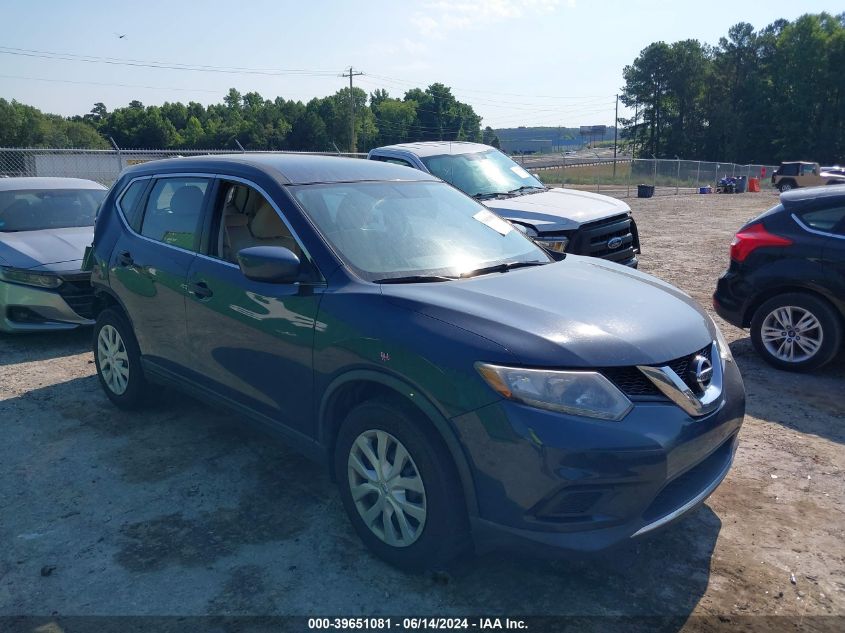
[1,191,843,629]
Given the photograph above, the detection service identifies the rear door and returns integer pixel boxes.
[184,177,325,437]
[109,175,212,371]
[795,204,845,303]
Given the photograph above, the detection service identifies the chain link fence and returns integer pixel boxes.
[524,157,779,198]
[0,148,778,200]
[0,147,367,186]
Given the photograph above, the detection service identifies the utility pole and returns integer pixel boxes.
[633,101,638,157]
[341,66,364,153]
[613,94,619,178]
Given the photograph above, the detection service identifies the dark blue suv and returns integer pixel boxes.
[90,154,745,570]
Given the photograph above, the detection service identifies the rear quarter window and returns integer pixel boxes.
[118,180,149,232]
[799,206,845,235]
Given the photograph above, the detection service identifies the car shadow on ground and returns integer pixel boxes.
[0,327,91,366]
[3,376,720,625]
[729,337,845,445]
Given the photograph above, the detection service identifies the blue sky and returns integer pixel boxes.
[0,0,839,128]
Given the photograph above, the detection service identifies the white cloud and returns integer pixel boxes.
[412,0,571,37]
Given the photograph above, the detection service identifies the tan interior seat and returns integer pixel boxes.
[249,200,300,256]
[220,186,253,262]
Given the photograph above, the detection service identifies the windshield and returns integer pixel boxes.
[420,149,545,197]
[291,181,551,281]
[0,188,105,232]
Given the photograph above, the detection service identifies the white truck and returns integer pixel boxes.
[368,142,640,267]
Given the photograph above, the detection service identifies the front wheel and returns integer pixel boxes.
[750,293,842,371]
[93,308,150,408]
[334,397,469,571]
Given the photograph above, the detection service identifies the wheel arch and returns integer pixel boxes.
[319,370,479,517]
[92,286,130,321]
[743,284,844,328]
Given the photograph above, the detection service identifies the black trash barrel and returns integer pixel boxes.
[735,176,748,193]
[637,184,655,198]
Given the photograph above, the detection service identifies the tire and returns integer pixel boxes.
[750,293,842,371]
[334,397,470,571]
[778,180,795,192]
[93,308,151,408]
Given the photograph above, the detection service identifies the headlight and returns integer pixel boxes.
[536,237,569,253]
[475,363,632,421]
[710,315,734,365]
[0,267,62,289]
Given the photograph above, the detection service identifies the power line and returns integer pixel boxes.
[0,46,340,77]
[366,73,616,101]
[0,73,220,94]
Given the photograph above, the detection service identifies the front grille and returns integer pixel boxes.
[58,272,95,319]
[565,214,636,263]
[602,344,713,400]
[667,345,712,395]
[602,366,661,397]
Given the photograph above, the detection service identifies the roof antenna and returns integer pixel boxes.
[234,139,246,153]
[332,142,342,155]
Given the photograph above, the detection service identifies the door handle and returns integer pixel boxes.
[189,281,213,299]
[117,251,133,267]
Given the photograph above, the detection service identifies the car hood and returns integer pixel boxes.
[0,226,93,271]
[381,256,714,367]
[484,188,631,233]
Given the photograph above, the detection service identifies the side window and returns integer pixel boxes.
[781,164,799,176]
[213,181,303,265]
[140,177,209,251]
[372,155,414,168]
[118,180,148,231]
[800,206,845,236]
[384,158,414,168]
[800,164,817,176]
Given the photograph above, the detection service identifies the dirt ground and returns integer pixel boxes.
[1,191,843,630]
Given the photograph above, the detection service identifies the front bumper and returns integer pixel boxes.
[0,277,94,333]
[452,357,745,554]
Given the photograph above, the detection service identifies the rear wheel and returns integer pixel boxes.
[750,293,841,371]
[334,397,469,571]
[93,308,150,408]
[778,180,795,192]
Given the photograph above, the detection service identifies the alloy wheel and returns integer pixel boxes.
[97,324,130,394]
[347,429,427,547]
[760,305,823,363]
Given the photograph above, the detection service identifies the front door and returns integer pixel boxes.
[184,178,325,437]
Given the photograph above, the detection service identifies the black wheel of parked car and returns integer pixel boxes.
[778,180,795,192]
[93,308,151,409]
[334,396,470,571]
[750,293,842,371]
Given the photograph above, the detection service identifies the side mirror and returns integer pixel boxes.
[237,246,301,283]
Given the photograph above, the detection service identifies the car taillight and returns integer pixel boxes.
[730,223,792,262]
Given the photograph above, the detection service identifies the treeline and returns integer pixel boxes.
[622,12,845,164]
[0,83,498,152]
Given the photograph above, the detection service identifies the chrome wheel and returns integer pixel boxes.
[97,324,130,395]
[761,305,823,363]
[347,429,427,547]
[780,182,793,192]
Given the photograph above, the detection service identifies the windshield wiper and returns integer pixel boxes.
[374,275,456,284]
[471,192,503,200]
[459,261,548,279]
[506,185,547,195]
